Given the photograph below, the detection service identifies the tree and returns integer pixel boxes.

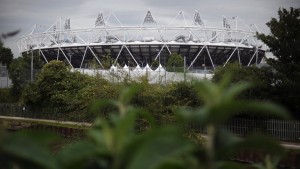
[167,53,184,67]
[101,52,114,69]
[0,42,13,68]
[1,77,290,169]
[8,52,44,97]
[0,30,19,67]
[257,7,300,118]
[151,59,159,69]
[22,61,88,112]
[257,7,300,77]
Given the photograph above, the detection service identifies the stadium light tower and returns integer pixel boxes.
[194,10,204,26]
[143,10,155,25]
[95,12,105,27]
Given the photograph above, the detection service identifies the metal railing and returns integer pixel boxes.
[190,118,300,143]
[0,103,86,122]
[0,65,12,88]
[1,103,299,143]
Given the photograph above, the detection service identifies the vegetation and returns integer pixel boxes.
[212,62,273,101]
[0,42,14,68]
[0,75,290,169]
[101,52,114,69]
[166,53,185,72]
[257,7,300,69]
[20,60,204,121]
[151,59,159,69]
[213,7,300,118]
[256,7,300,118]
[8,52,44,97]
[0,30,19,67]
[22,61,91,116]
[167,53,184,67]
[0,88,17,103]
[0,9,297,167]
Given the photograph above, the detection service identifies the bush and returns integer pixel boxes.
[0,88,17,103]
[165,82,201,108]
[71,75,121,120]
[21,61,123,120]
[8,53,44,98]
[167,53,183,67]
[131,80,166,116]
[20,61,204,122]
[22,61,90,114]
[212,62,273,100]
[0,75,291,169]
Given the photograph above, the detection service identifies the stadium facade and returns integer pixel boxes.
[17,10,266,70]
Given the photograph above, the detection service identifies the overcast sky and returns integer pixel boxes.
[0,0,299,57]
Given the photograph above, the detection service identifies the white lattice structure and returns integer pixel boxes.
[17,10,266,70]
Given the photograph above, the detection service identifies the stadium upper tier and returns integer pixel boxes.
[17,10,266,69]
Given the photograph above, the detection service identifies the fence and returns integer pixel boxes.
[1,103,299,143]
[0,103,85,122]
[190,118,300,143]
[225,118,300,142]
[0,65,12,88]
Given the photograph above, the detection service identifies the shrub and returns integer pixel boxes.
[0,75,290,169]
[165,82,201,108]
[212,62,272,100]
[22,61,90,114]
[0,88,17,103]
[8,53,44,98]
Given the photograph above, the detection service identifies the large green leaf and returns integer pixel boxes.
[235,135,286,156]
[56,140,99,169]
[125,127,194,169]
[114,108,137,154]
[89,118,114,152]
[1,132,58,169]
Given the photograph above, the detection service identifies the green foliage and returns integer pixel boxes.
[0,88,17,103]
[257,7,300,66]
[151,60,159,69]
[131,80,201,123]
[167,53,184,67]
[0,131,59,169]
[165,82,201,108]
[22,61,89,114]
[0,8,295,169]
[0,75,291,169]
[21,61,122,120]
[0,44,13,68]
[72,75,121,120]
[177,74,290,169]
[8,52,44,97]
[101,52,114,69]
[212,62,273,101]
[132,82,165,116]
[0,30,19,68]
[257,7,300,117]
[88,57,101,69]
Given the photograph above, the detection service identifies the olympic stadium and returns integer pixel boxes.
[17,10,266,71]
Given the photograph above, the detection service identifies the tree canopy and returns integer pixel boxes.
[256,7,300,117]
[8,52,44,97]
[101,52,114,69]
[0,30,19,67]
[0,42,14,67]
[257,7,300,72]
[167,53,184,67]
